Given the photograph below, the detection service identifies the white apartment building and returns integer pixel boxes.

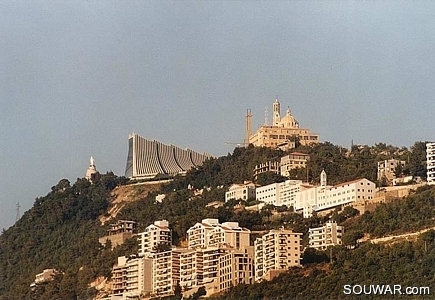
[173,248,198,289]
[254,228,302,282]
[138,220,172,257]
[218,247,254,292]
[256,179,305,208]
[280,152,309,177]
[187,219,250,250]
[111,251,172,299]
[377,159,405,183]
[112,256,148,298]
[295,171,376,217]
[173,247,226,289]
[151,251,173,296]
[427,142,435,185]
[309,221,343,250]
[225,181,256,202]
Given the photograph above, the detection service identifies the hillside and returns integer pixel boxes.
[0,142,430,299]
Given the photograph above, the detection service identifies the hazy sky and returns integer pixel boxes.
[1,1,434,230]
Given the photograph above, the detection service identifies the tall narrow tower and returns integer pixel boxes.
[245,109,252,146]
[320,170,327,187]
[273,98,281,126]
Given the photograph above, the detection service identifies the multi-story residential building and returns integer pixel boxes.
[254,228,302,282]
[256,179,305,208]
[138,220,172,257]
[187,218,220,249]
[151,251,173,296]
[253,161,280,180]
[173,248,198,289]
[280,152,309,177]
[187,219,250,250]
[427,142,435,185]
[111,256,149,298]
[377,159,406,184]
[309,221,343,250]
[225,181,256,202]
[99,220,137,248]
[218,247,254,292]
[295,171,376,217]
[247,99,319,149]
[173,247,227,290]
[111,252,172,299]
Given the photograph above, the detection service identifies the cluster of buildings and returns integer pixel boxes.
[226,171,376,218]
[102,217,337,299]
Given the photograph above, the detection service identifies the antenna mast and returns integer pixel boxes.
[245,109,252,146]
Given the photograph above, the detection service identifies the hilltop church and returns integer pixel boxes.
[247,98,320,149]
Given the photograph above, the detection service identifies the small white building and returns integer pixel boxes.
[225,181,256,202]
[308,221,343,250]
[31,269,58,288]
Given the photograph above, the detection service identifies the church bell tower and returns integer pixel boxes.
[272,98,281,126]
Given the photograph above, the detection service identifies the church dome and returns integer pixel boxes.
[279,108,299,128]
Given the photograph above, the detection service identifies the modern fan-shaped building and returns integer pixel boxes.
[125,133,213,179]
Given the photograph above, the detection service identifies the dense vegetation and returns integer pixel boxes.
[0,141,430,299]
[0,173,133,300]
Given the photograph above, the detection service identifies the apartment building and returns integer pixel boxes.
[138,220,172,257]
[111,251,172,299]
[225,181,256,202]
[427,142,435,185]
[151,251,173,296]
[218,247,254,292]
[309,221,343,250]
[280,152,309,177]
[254,228,302,282]
[187,219,250,250]
[377,159,406,184]
[111,256,149,298]
[173,248,198,289]
[172,247,227,289]
[255,179,305,207]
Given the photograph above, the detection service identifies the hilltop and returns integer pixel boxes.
[0,141,432,299]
